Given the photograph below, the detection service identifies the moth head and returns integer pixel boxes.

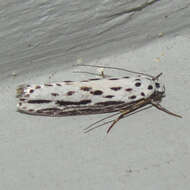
[151,73,165,101]
[152,80,165,102]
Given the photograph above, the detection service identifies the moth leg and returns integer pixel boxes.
[106,112,127,133]
[106,108,137,134]
[84,105,153,133]
[151,101,182,118]
[84,112,120,131]
[106,99,148,133]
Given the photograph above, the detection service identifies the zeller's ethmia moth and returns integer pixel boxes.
[16,64,182,133]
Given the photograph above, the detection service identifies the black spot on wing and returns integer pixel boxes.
[27,100,52,104]
[67,91,75,96]
[125,88,133,92]
[79,100,92,104]
[89,78,101,81]
[110,87,122,91]
[135,82,141,87]
[64,81,73,85]
[29,89,34,93]
[80,86,92,91]
[19,98,26,101]
[123,76,130,79]
[35,85,41,89]
[64,80,73,82]
[56,99,91,106]
[90,90,103,95]
[109,78,119,80]
[128,95,136,100]
[104,95,114,98]
[37,108,61,114]
[95,101,125,106]
[148,85,153,90]
[44,84,53,87]
[51,93,59,96]
[28,109,34,112]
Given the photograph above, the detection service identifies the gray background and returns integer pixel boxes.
[0,0,190,189]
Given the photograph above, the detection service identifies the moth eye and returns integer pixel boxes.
[155,82,160,88]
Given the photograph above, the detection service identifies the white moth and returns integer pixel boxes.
[16,65,182,133]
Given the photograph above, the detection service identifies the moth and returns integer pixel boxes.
[16,64,182,133]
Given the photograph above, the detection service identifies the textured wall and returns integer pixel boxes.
[0,0,189,79]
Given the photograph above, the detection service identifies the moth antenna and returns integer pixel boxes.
[84,119,115,133]
[151,102,182,118]
[152,72,163,81]
[73,71,111,78]
[84,112,120,131]
[74,64,154,78]
[107,116,122,134]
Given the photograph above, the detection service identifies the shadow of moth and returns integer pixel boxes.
[16,65,182,133]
